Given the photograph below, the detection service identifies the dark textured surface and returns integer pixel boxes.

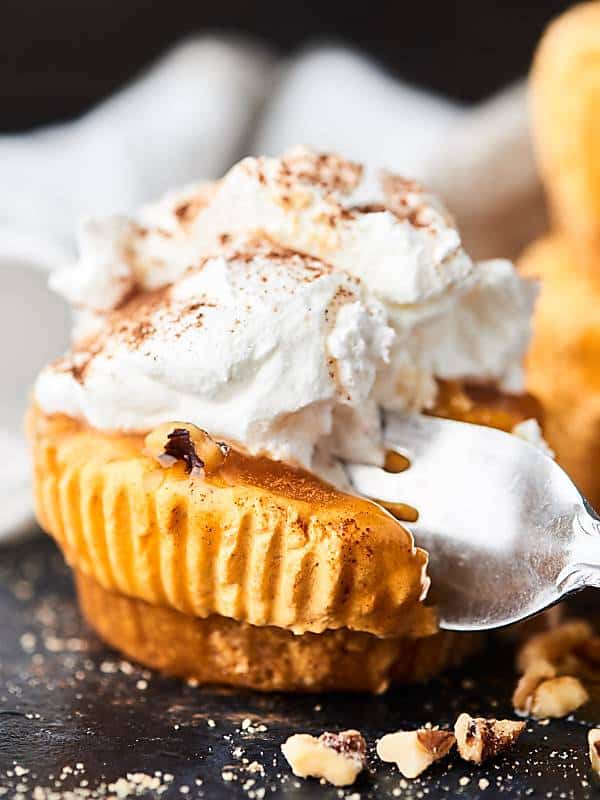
[1,533,599,798]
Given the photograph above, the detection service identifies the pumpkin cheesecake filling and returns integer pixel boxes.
[28,407,434,640]
[28,148,543,690]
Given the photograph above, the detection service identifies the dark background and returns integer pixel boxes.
[3,0,573,132]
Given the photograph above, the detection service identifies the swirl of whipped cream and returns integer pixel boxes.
[36,147,538,476]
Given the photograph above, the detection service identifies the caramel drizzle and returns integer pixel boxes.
[370,450,419,522]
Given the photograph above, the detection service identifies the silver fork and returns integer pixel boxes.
[346,412,600,631]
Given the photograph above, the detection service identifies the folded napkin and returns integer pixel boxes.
[0,37,546,542]
[0,35,274,541]
[253,46,546,260]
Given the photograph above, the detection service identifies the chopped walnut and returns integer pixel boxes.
[144,422,229,476]
[513,662,557,714]
[281,730,367,787]
[514,620,595,717]
[571,636,600,679]
[528,676,589,719]
[588,729,600,774]
[517,620,593,674]
[319,730,367,762]
[376,728,455,779]
[454,714,525,763]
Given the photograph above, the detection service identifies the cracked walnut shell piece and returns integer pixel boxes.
[376,728,456,779]
[454,714,525,763]
[281,730,367,787]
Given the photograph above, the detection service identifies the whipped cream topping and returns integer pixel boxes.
[38,241,393,471]
[36,147,537,478]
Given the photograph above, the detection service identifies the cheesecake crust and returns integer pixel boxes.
[75,570,480,692]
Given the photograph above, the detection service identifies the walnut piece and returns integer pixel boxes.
[144,422,229,475]
[513,620,594,717]
[376,728,455,779]
[588,729,600,774]
[517,620,593,674]
[528,676,589,719]
[513,662,557,715]
[318,730,367,762]
[571,636,600,679]
[281,730,367,787]
[454,714,525,763]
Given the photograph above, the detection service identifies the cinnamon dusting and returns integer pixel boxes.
[278,149,363,194]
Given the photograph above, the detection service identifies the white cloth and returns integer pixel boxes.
[252,47,546,260]
[0,36,545,542]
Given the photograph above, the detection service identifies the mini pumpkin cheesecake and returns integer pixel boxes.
[29,149,542,691]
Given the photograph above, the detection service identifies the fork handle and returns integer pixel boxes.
[560,504,600,592]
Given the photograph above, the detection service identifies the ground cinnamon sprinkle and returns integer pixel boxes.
[174,196,206,225]
[277,149,363,194]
